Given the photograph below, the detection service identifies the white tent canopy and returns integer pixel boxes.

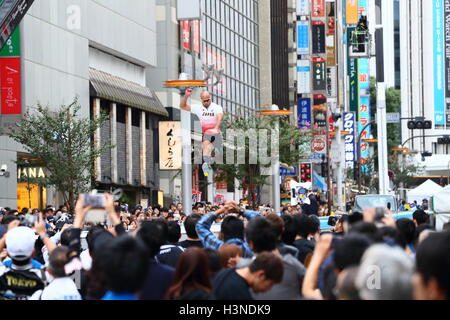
[407,179,444,204]
[432,184,450,213]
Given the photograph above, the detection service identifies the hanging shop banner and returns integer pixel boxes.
[297,20,310,55]
[0,57,21,115]
[298,98,312,129]
[358,0,368,17]
[445,0,450,110]
[326,34,336,66]
[346,0,358,25]
[193,20,201,53]
[358,58,370,90]
[312,21,326,54]
[0,25,21,116]
[313,94,327,129]
[435,0,446,124]
[358,96,371,171]
[0,27,20,57]
[326,66,337,97]
[297,60,311,94]
[182,20,190,50]
[312,57,326,91]
[159,121,182,170]
[312,0,325,18]
[297,0,310,16]
[349,58,359,112]
[343,112,356,168]
[326,1,335,34]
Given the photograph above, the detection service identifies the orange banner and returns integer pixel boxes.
[312,0,325,18]
[346,0,358,25]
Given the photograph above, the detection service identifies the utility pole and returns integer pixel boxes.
[336,0,345,210]
[375,0,389,195]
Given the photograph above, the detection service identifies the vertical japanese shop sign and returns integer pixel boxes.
[346,0,358,25]
[298,98,312,129]
[312,21,325,54]
[358,96,371,172]
[193,20,200,53]
[297,60,311,94]
[312,0,325,18]
[297,20,310,55]
[435,0,446,124]
[343,112,356,168]
[445,0,450,110]
[312,57,326,91]
[159,121,182,170]
[0,26,21,115]
[182,20,191,50]
[297,0,310,16]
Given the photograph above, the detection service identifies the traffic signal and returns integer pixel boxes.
[300,163,312,183]
[407,118,432,130]
[321,162,328,177]
[437,136,450,144]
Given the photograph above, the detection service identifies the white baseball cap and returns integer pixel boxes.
[6,227,38,261]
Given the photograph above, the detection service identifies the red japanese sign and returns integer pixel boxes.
[193,20,200,53]
[0,57,21,115]
[182,20,190,50]
[312,0,325,17]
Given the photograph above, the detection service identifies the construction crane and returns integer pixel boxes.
[0,0,35,50]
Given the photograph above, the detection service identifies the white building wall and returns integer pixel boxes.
[0,0,159,207]
[400,0,450,176]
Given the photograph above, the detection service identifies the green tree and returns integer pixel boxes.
[7,98,112,212]
[215,113,310,208]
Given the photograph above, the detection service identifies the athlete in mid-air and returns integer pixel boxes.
[180,88,224,176]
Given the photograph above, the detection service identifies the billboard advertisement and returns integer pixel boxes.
[358,96,371,171]
[358,58,370,90]
[343,112,356,168]
[0,26,21,116]
[326,66,337,97]
[312,21,326,54]
[445,0,450,110]
[312,57,326,91]
[312,0,325,18]
[435,0,446,124]
[298,98,312,129]
[182,20,190,50]
[297,60,311,93]
[346,0,358,25]
[297,20,310,55]
[297,0,310,16]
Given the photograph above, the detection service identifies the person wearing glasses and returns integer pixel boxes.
[180,89,224,176]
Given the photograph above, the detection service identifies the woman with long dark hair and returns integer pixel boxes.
[166,248,215,300]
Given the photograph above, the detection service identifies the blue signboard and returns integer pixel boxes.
[298,98,312,129]
[280,166,298,177]
[343,112,356,168]
[434,0,445,125]
[297,20,310,55]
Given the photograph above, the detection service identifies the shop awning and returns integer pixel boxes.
[89,68,169,117]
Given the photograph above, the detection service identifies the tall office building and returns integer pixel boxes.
[400,0,450,180]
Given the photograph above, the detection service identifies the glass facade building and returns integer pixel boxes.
[201,0,260,117]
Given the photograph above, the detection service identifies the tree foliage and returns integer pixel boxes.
[7,98,112,212]
[215,113,310,208]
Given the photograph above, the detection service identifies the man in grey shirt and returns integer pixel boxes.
[237,217,306,300]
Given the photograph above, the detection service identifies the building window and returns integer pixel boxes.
[117,104,126,124]
[132,109,140,127]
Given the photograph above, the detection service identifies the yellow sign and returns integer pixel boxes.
[159,121,182,170]
[346,0,358,25]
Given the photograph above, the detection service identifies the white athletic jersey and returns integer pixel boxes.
[191,103,224,133]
